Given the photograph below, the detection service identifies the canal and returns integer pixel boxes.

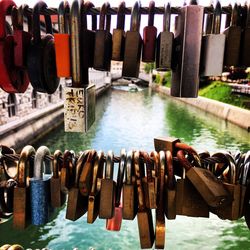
[1,87,250,249]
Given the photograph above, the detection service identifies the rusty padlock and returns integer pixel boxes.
[142,1,157,63]
[13,145,35,229]
[54,1,71,77]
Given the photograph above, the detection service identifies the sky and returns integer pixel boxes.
[14,0,250,34]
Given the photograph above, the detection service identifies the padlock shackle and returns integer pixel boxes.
[212,1,222,34]
[75,150,90,187]
[11,6,20,31]
[148,1,155,26]
[99,2,111,31]
[53,150,62,178]
[34,146,52,179]
[246,3,250,28]
[166,150,175,190]
[134,150,145,210]
[163,3,171,32]
[90,150,104,195]
[70,0,81,87]
[189,0,198,5]
[176,150,192,171]
[141,151,154,182]
[115,149,126,207]
[159,151,165,207]
[150,151,159,179]
[205,10,213,35]
[0,0,16,39]
[105,150,114,179]
[125,150,133,185]
[58,1,70,34]
[130,1,141,32]
[81,1,97,31]
[32,1,53,44]
[117,1,126,30]
[231,3,239,26]
[17,145,35,187]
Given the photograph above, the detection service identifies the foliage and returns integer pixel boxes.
[153,71,171,87]
[144,63,155,74]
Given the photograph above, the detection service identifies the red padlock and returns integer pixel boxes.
[0,0,29,93]
[12,5,32,68]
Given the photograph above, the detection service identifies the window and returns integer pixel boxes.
[31,90,37,109]
[7,94,17,117]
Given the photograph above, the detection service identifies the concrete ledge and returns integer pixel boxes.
[150,83,250,132]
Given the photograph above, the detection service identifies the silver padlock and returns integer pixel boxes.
[64,0,95,133]
[200,1,226,77]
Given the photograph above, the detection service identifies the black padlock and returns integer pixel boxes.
[27,1,59,94]
[122,1,142,78]
[93,2,112,71]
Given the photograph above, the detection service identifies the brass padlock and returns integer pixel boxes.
[87,151,104,224]
[134,150,154,249]
[66,150,90,221]
[99,150,116,219]
[13,145,35,229]
[122,150,137,220]
[165,150,176,220]
[155,151,166,249]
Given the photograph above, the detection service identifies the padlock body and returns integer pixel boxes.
[223,26,241,67]
[156,31,173,71]
[137,209,154,249]
[200,34,226,76]
[87,192,100,223]
[54,33,71,77]
[176,179,209,217]
[66,187,88,221]
[50,177,66,208]
[165,189,176,220]
[13,187,30,229]
[112,29,125,61]
[93,30,112,71]
[171,5,204,97]
[142,178,156,209]
[13,30,32,68]
[106,206,122,231]
[186,167,232,208]
[142,26,157,62]
[122,31,142,78]
[155,209,165,249]
[122,184,137,220]
[240,28,250,67]
[239,185,246,218]
[81,30,95,68]
[99,179,116,219]
[30,177,52,225]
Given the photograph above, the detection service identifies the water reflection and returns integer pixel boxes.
[1,88,250,249]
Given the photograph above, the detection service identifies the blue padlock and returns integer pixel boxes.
[30,146,53,225]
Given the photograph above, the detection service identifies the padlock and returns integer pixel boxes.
[66,150,90,221]
[106,149,126,231]
[54,1,71,77]
[27,1,59,94]
[177,149,232,208]
[225,4,232,29]
[99,150,116,219]
[30,146,53,225]
[87,150,104,224]
[122,150,137,220]
[79,150,96,196]
[13,145,35,229]
[156,3,174,71]
[155,151,165,249]
[134,150,154,249]
[200,1,226,77]
[223,3,242,67]
[50,150,66,208]
[240,4,250,67]
[141,151,156,209]
[60,150,76,193]
[93,2,112,71]
[122,1,142,78]
[150,151,159,206]
[0,0,29,93]
[165,150,176,220]
[211,152,241,220]
[64,0,96,133]
[0,179,16,214]
[142,1,157,63]
[11,5,32,69]
[171,0,204,97]
[112,1,126,61]
[244,152,250,229]
[81,1,97,68]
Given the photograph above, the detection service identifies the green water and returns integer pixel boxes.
[1,87,250,249]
